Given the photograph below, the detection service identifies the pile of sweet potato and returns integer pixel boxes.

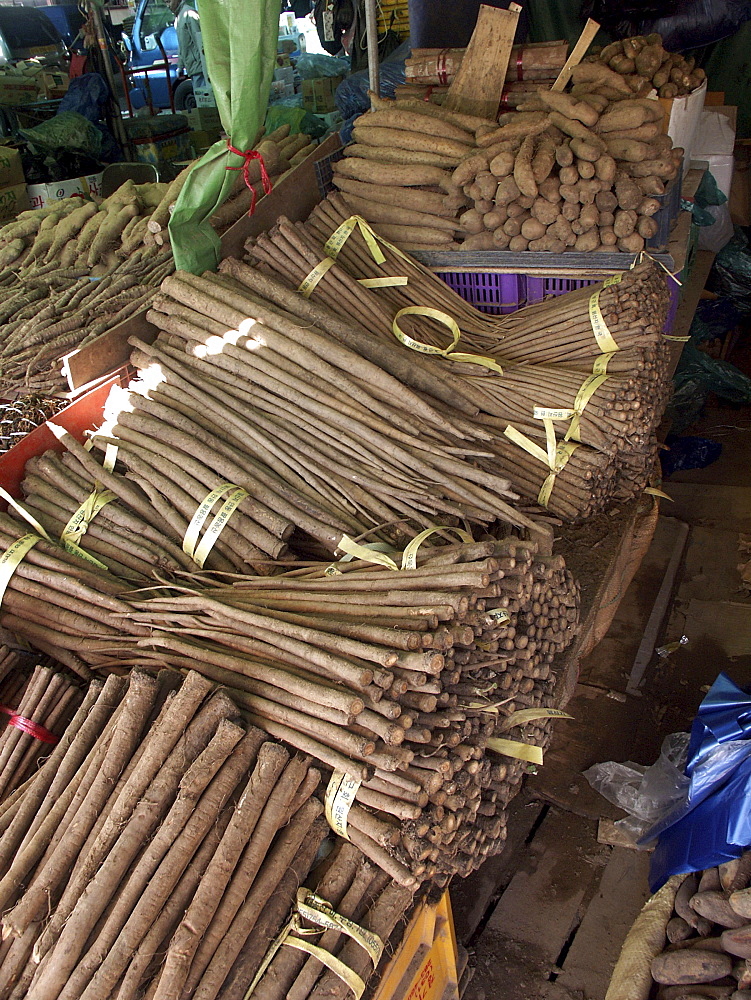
[651,858,751,998]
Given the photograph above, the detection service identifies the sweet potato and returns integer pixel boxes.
[606,138,653,161]
[528,236,565,252]
[521,217,546,240]
[692,891,748,929]
[722,927,751,958]
[617,232,646,252]
[532,136,556,184]
[614,209,638,237]
[555,142,574,168]
[600,226,617,245]
[489,151,515,178]
[455,232,491,250]
[514,135,538,198]
[539,177,561,202]
[652,950,733,986]
[353,126,470,161]
[577,159,596,179]
[575,229,601,251]
[572,62,632,94]
[538,91,600,127]
[531,197,560,225]
[495,175,521,205]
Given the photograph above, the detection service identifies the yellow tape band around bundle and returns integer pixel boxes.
[103,443,119,473]
[296,889,384,965]
[325,214,411,267]
[283,937,367,998]
[298,256,335,298]
[485,736,544,765]
[593,351,617,376]
[664,334,690,342]
[325,769,361,840]
[500,707,573,731]
[183,483,248,567]
[503,422,579,508]
[61,488,116,548]
[588,274,621,355]
[485,608,511,624]
[644,487,673,501]
[0,486,108,571]
[392,307,504,375]
[357,276,408,288]
[401,525,474,570]
[565,371,611,443]
[335,535,400,572]
[0,534,41,606]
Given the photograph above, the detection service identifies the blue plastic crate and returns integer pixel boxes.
[435,271,525,315]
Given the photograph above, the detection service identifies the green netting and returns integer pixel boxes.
[169,0,282,274]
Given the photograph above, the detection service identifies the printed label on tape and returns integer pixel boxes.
[297,890,384,965]
[184,483,242,560]
[485,736,544,765]
[298,256,335,298]
[193,487,249,568]
[401,525,473,570]
[500,707,573,731]
[325,770,361,840]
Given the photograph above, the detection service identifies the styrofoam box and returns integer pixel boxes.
[27,173,103,210]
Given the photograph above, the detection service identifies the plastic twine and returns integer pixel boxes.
[226,142,273,216]
[0,705,58,744]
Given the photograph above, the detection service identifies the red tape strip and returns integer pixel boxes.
[437,48,449,86]
[226,143,274,216]
[517,48,524,81]
[0,705,58,744]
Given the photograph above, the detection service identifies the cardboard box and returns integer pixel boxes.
[0,146,24,188]
[0,75,39,106]
[0,181,30,222]
[132,129,193,168]
[302,76,342,114]
[274,66,294,86]
[41,71,69,100]
[189,129,218,154]
[659,79,707,165]
[193,84,217,108]
[184,106,221,133]
[26,173,103,210]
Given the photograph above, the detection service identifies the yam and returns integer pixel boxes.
[549,112,607,152]
[473,171,497,201]
[605,122,661,141]
[555,142,574,168]
[573,203,599,232]
[508,235,529,251]
[514,135,538,199]
[637,196,661,218]
[503,214,529,237]
[352,126,470,161]
[561,202,580,222]
[332,175,461,217]
[600,227,617,245]
[559,184,580,204]
[596,189,618,213]
[506,201,528,219]
[652,950,733,986]
[370,223,454,245]
[617,232,646,252]
[334,157,460,194]
[614,209,638,237]
[467,181,485,202]
[477,113,550,146]
[521,217,546,241]
[635,43,663,78]
[594,155,617,183]
[532,135,556,185]
[344,144,459,170]
[615,171,643,209]
[475,198,494,213]
[528,236,565,252]
[489,151,515,178]
[339,193,460,232]
[610,54,636,75]
[577,180,601,205]
[626,156,677,179]
[659,83,679,99]
[575,230,601,251]
[598,211,616,227]
[577,159,596,179]
[599,40,624,62]
[578,93,610,113]
[360,109,475,145]
[460,231,496,250]
[531,198,560,225]
[537,91,600,127]
[605,138,653,161]
[691,891,748,929]
[483,208,507,229]
[517,193,535,209]
[571,62,632,94]
[538,177,561,202]
[571,137,602,163]
[368,92,496,134]
[637,175,666,195]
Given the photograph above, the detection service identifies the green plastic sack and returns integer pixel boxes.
[169,0,282,274]
[20,111,102,157]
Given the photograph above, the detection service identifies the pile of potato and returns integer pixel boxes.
[651,858,751,998]
[454,74,683,253]
[592,33,706,100]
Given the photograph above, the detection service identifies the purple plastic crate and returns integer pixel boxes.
[435,271,525,315]
[525,276,597,304]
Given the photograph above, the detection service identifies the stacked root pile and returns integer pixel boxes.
[245,197,672,518]
[0,126,309,397]
[0,653,82,800]
[0,668,328,1000]
[650,857,751,997]
[592,33,705,99]
[0,395,67,454]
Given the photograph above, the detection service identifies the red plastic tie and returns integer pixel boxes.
[517,48,524,81]
[500,88,510,108]
[422,85,435,102]
[0,705,58,744]
[437,49,449,86]
[226,142,273,216]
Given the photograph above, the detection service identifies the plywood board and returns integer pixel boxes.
[675,599,751,657]
[444,4,521,119]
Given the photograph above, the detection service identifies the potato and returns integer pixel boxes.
[538,177,562,203]
[617,232,645,252]
[459,208,485,234]
[561,202,580,222]
[691,891,748,929]
[614,208,638,237]
[600,226,617,245]
[508,235,529,251]
[521,217,546,240]
[636,175,665,196]
[595,155,617,184]
[555,142,575,168]
[475,171,498,201]
[559,165,579,186]
[475,199,494,213]
[531,197,560,225]
[547,216,576,246]
[507,201,528,219]
[493,227,511,248]
[483,207,507,230]
[595,189,618,213]
[489,151,515,178]
[577,179,601,205]
[560,184,580,204]
[577,159,596,179]
[495,176,521,204]
[598,210,616,227]
[615,171,643,210]
[572,203,599,233]
[528,236,565,252]
[460,231,496,250]
[652,950,733,986]
[635,43,663,78]
[575,229,601,251]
